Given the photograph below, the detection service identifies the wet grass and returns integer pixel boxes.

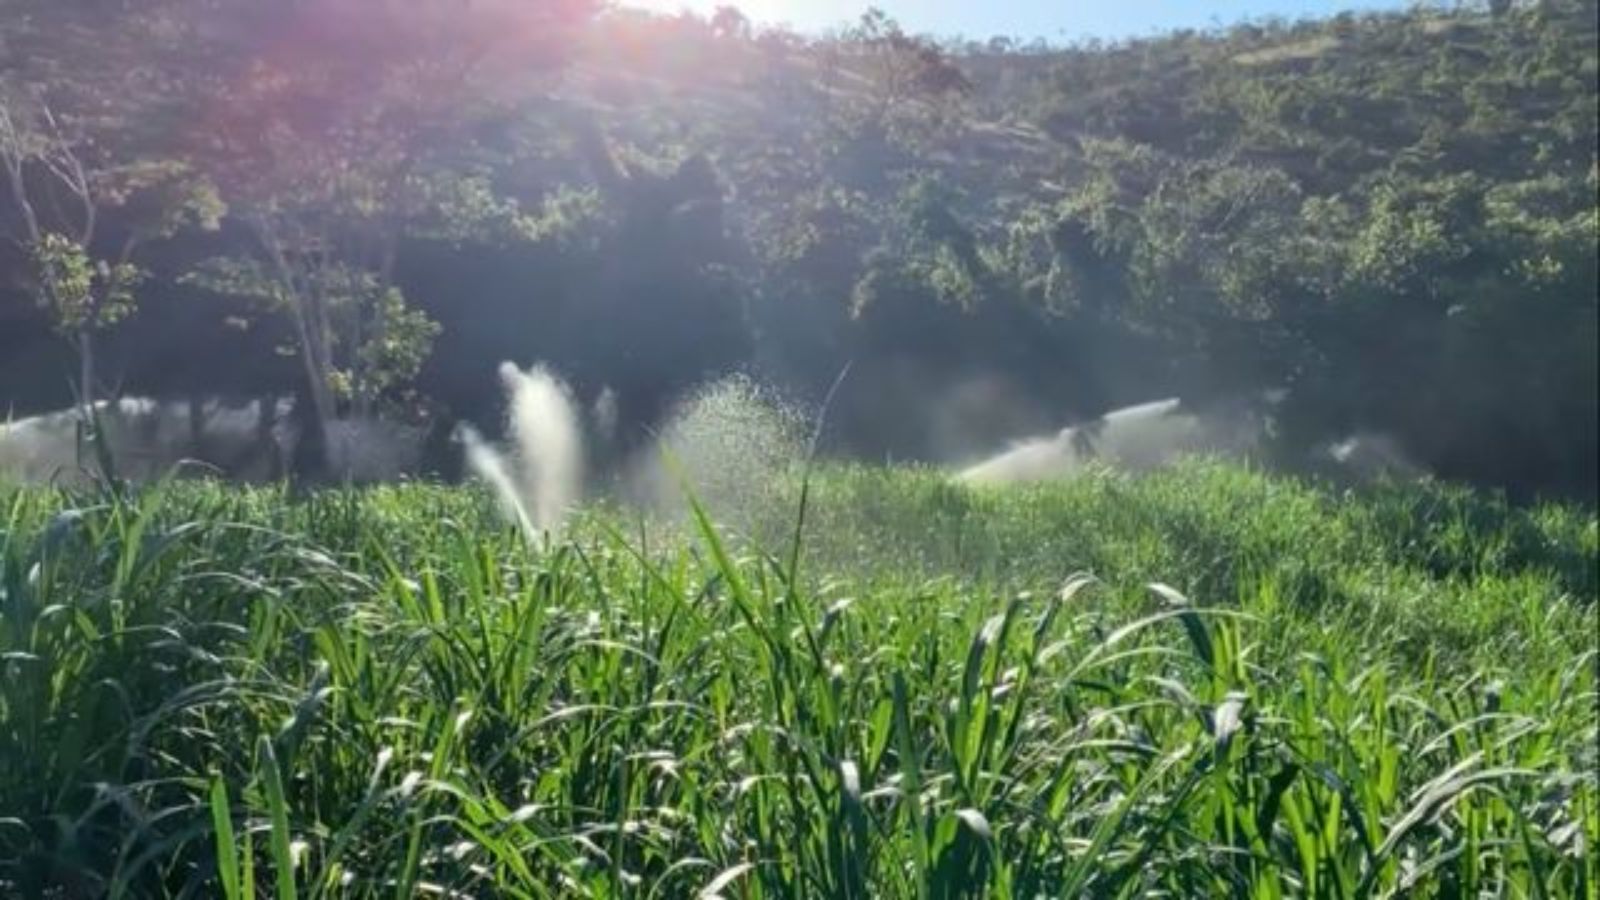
[0,461,1594,897]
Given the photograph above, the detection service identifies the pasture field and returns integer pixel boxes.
[0,462,1595,897]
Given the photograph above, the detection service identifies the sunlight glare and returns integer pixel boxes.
[620,0,864,31]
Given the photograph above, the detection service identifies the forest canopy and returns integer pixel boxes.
[1,0,1595,498]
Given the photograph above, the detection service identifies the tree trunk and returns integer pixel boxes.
[258,395,284,481]
[74,328,106,478]
[298,334,335,427]
[189,391,208,463]
[256,217,338,428]
[289,378,329,487]
[77,330,95,415]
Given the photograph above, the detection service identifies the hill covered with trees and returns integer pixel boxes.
[1,0,1595,497]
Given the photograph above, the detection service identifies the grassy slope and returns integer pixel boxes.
[0,463,1595,896]
[565,4,1596,244]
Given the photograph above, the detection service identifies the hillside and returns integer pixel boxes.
[1,0,1595,496]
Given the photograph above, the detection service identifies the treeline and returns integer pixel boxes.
[1,0,1594,497]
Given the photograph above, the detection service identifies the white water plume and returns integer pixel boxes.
[622,374,808,528]
[1321,432,1427,482]
[958,397,1263,486]
[456,423,532,531]
[1,396,295,486]
[461,362,585,538]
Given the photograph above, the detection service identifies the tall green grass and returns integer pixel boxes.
[0,463,1594,897]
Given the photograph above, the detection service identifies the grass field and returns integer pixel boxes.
[1,462,1595,897]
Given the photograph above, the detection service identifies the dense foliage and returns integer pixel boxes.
[1,0,1595,496]
[0,463,1594,896]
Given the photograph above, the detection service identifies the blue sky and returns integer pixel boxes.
[623,0,1422,41]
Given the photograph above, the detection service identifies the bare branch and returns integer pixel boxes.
[35,106,96,243]
[116,232,142,268]
[0,103,44,244]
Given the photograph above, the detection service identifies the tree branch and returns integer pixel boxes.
[0,106,44,244]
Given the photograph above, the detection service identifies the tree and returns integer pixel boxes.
[711,5,751,40]
[187,0,595,427]
[836,9,973,142]
[0,89,222,428]
[561,115,752,447]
